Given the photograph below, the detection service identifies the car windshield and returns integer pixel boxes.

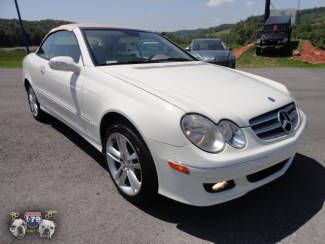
[263,24,288,33]
[192,40,226,51]
[82,29,194,66]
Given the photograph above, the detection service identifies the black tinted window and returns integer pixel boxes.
[37,31,81,62]
[192,40,226,51]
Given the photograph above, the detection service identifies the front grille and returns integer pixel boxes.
[247,160,288,183]
[249,103,299,140]
[263,39,279,45]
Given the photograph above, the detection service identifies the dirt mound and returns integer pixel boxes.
[233,42,255,58]
[294,42,325,64]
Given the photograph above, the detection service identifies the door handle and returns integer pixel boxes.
[39,66,46,74]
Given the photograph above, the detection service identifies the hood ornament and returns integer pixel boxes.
[278,110,292,132]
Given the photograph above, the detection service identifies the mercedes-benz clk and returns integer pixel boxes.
[23,24,307,206]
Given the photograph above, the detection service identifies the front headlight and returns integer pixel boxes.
[202,56,215,62]
[181,114,247,153]
[181,114,225,153]
[219,120,246,149]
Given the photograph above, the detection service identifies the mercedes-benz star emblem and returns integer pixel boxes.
[278,110,292,132]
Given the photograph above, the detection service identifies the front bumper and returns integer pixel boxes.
[146,110,307,206]
[256,44,288,49]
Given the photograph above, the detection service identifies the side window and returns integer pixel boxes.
[37,34,55,59]
[37,31,81,63]
[50,31,81,63]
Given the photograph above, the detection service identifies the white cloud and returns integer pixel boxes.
[207,0,234,7]
[245,0,253,6]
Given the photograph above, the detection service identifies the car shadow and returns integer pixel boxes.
[136,154,325,243]
[43,114,108,171]
[44,115,324,243]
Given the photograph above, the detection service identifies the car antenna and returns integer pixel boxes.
[14,0,30,54]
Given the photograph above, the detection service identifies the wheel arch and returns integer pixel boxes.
[99,111,159,189]
[24,78,31,91]
[99,111,147,153]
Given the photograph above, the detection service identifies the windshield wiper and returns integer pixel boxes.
[99,60,150,66]
[150,58,192,62]
[98,58,192,66]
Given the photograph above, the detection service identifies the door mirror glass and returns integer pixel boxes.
[49,56,80,73]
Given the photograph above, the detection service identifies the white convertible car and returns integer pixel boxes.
[23,24,307,206]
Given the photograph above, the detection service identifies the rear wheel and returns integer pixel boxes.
[104,122,158,203]
[27,85,46,121]
[256,47,262,56]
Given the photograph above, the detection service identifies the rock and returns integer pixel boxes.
[292,50,300,56]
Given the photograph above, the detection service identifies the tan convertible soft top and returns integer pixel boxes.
[48,23,138,34]
[38,24,148,54]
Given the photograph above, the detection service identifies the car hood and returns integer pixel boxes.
[191,50,232,61]
[97,61,292,127]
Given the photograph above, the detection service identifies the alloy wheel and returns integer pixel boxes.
[28,87,38,116]
[106,132,142,196]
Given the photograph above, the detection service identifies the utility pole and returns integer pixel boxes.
[14,0,29,53]
[264,0,271,23]
[296,0,301,22]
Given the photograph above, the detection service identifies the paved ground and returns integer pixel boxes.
[0,68,324,243]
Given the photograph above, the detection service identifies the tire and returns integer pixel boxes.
[26,85,46,121]
[256,47,262,56]
[103,122,158,203]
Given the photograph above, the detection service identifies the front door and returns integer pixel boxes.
[34,30,84,132]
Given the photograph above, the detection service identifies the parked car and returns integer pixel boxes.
[256,15,292,55]
[186,38,236,68]
[23,24,306,206]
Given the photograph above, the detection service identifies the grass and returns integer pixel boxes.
[237,48,325,68]
[0,50,26,68]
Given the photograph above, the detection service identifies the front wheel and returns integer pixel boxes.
[256,47,262,56]
[104,122,158,203]
[27,86,46,121]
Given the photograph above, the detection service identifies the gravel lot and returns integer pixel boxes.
[0,68,324,243]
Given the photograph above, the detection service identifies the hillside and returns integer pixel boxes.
[0,19,71,47]
[167,7,325,49]
[0,7,324,49]
[163,24,234,46]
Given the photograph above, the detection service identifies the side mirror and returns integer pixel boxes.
[185,46,190,51]
[228,47,233,51]
[49,56,80,73]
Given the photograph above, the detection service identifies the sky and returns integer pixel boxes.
[0,0,324,31]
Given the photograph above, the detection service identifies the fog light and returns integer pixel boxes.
[212,181,228,191]
[203,180,235,193]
